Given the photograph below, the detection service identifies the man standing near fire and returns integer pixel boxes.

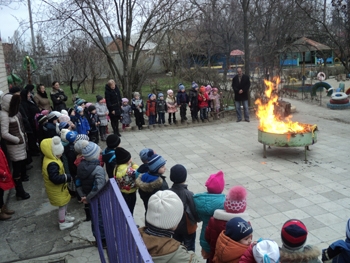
[232,67,251,122]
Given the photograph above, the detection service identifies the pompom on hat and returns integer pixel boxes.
[60,129,70,142]
[253,240,280,263]
[51,136,64,156]
[106,134,121,149]
[281,219,308,250]
[61,109,69,116]
[146,190,184,230]
[191,81,198,89]
[170,164,187,184]
[205,170,225,194]
[148,153,166,174]
[225,217,253,242]
[115,147,131,165]
[81,141,101,161]
[139,148,154,163]
[224,186,247,213]
[178,83,185,91]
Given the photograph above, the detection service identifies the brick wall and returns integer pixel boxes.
[0,41,8,93]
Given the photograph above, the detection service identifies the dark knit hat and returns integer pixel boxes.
[170,164,187,184]
[37,114,48,125]
[67,107,74,116]
[96,95,103,102]
[225,217,253,242]
[148,154,166,174]
[139,148,154,163]
[47,112,58,122]
[58,122,69,130]
[88,105,96,112]
[281,219,308,250]
[75,98,86,106]
[106,134,121,149]
[10,86,21,94]
[115,147,131,165]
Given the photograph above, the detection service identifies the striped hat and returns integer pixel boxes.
[81,141,100,161]
[148,154,166,174]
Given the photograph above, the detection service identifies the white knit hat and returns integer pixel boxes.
[51,136,64,156]
[81,141,101,161]
[60,129,70,142]
[146,190,183,230]
[253,240,280,263]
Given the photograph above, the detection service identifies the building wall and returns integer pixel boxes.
[0,41,8,93]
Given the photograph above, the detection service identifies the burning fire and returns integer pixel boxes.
[255,77,312,134]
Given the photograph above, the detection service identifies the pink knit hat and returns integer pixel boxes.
[224,185,247,213]
[205,170,225,194]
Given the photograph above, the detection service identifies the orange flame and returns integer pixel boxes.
[255,77,309,134]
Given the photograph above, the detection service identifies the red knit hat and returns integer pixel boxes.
[281,219,308,250]
[224,186,247,213]
[205,170,225,194]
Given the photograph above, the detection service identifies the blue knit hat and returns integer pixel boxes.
[58,122,69,130]
[178,84,185,91]
[148,93,155,99]
[158,93,164,98]
[225,217,253,242]
[139,148,154,163]
[148,154,166,174]
[75,98,86,106]
[81,141,100,161]
[191,81,198,89]
[65,131,78,143]
[76,106,84,114]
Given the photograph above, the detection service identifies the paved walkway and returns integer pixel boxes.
[1,92,350,262]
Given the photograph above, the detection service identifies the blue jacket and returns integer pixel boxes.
[75,115,90,135]
[102,147,116,178]
[322,239,350,263]
[193,192,225,253]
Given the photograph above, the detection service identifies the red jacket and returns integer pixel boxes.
[198,93,209,109]
[206,210,250,263]
[238,244,255,263]
[213,231,250,263]
[146,99,156,116]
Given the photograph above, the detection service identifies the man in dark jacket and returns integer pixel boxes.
[231,68,251,122]
[104,79,122,136]
[50,81,68,111]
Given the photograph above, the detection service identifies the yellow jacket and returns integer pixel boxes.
[40,138,71,207]
[114,162,139,194]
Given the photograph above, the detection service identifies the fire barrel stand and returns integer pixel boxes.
[258,126,317,163]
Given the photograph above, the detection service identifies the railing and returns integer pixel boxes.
[90,179,153,263]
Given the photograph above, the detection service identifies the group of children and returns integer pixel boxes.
[143,82,222,126]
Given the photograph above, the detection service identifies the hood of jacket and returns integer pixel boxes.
[193,192,225,216]
[136,172,163,192]
[77,159,101,180]
[213,231,250,263]
[1,93,12,112]
[280,245,321,263]
[40,138,57,160]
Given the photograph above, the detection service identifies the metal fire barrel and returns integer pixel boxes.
[258,127,317,162]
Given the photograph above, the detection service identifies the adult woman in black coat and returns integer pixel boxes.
[50,81,67,111]
[104,79,122,136]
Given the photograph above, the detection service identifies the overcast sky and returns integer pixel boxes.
[0,1,36,43]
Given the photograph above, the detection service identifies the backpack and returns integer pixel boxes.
[0,148,15,191]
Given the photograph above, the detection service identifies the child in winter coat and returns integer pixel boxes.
[131,92,145,130]
[176,84,189,123]
[322,218,350,263]
[193,171,226,260]
[102,134,121,178]
[170,164,201,252]
[213,217,253,263]
[198,86,209,122]
[239,239,280,263]
[206,186,250,262]
[135,152,168,211]
[121,98,132,131]
[74,106,90,135]
[76,141,106,247]
[166,89,177,125]
[43,112,59,139]
[87,105,100,144]
[189,82,199,123]
[146,94,157,125]
[40,136,75,230]
[95,95,109,141]
[209,87,221,118]
[279,219,321,263]
[114,147,139,215]
[157,93,167,125]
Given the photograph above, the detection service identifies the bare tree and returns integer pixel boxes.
[39,0,195,98]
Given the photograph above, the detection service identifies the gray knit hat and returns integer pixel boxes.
[81,141,101,161]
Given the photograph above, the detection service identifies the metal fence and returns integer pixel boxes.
[90,179,153,263]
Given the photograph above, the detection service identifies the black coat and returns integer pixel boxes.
[189,89,198,107]
[231,74,251,101]
[50,89,67,111]
[105,84,122,117]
